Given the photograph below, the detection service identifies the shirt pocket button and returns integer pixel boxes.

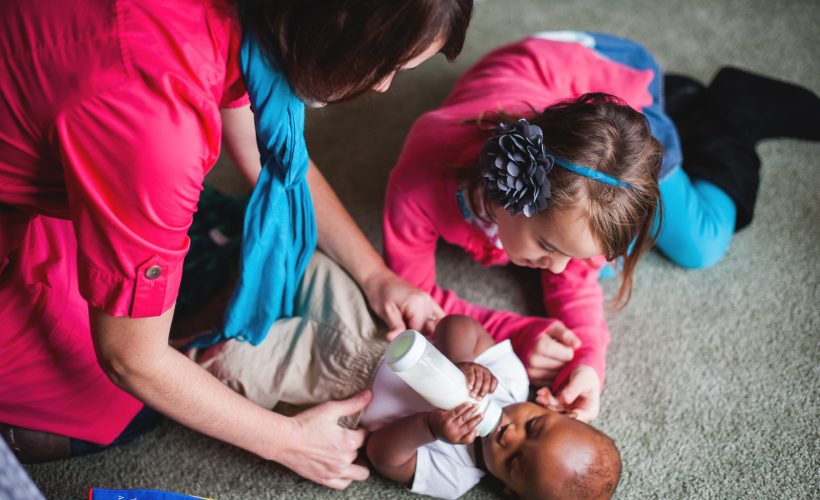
[144,265,162,280]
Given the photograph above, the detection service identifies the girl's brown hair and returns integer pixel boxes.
[238,0,473,103]
[462,93,663,307]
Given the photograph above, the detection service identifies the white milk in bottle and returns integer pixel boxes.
[385,329,502,437]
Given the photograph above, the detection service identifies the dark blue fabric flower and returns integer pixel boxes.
[480,119,553,217]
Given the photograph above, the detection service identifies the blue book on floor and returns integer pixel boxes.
[89,488,212,500]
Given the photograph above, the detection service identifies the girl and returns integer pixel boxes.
[0,0,471,489]
[384,36,664,423]
[383,32,820,421]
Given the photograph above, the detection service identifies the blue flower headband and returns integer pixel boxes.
[480,118,631,217]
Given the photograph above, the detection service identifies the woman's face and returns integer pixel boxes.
[370,38,446,93]
[492,202,603,274]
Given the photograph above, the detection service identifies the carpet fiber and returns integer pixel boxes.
[26,0,819,498]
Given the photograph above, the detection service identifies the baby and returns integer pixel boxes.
[362,315,621,499]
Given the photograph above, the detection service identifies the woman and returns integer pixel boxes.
[0,0,472,489]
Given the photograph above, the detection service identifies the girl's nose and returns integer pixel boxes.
[543,254,571,274]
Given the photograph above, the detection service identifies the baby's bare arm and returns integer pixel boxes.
[434,315,496,363]
[366,412,434,485]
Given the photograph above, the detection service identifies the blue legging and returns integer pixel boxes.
[654,168,736,269]
[599,168,736,279]
[583,32,738,270]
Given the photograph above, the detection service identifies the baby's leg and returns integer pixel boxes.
[433,315,496,362]
[190,251,387,426]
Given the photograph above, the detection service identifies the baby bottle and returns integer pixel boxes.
[385,329,502,437]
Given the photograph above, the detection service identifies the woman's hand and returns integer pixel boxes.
[306,162,442,340]
[526,321,581,386]
[276,391,373,489]
[535,365,601,422]
[362,269,444,339]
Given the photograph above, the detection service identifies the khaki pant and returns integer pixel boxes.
[188,252,388,426]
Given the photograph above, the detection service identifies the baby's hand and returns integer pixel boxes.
[527,321,581,386]
[456,362,498,399]
[428,403,482,444]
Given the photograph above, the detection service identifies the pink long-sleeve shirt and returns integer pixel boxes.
[0,0,247,444]
[383,36,654,388]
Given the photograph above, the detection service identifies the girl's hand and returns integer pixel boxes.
[526,321,581,386]
[278,391,373,489]
[362,269,444,339]
[536,366,601,422]
[427,403,481,444]
[456,362,498,399]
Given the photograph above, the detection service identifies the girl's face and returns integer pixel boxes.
[370,38,445,93]
[492,203,603,274]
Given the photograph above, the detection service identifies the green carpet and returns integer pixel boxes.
[25,0,819,498]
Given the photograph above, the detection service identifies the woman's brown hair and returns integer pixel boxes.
[461,93,663,307]
[238,0,473,103]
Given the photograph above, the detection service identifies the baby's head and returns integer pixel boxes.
[466,93,663,306]
[481,402,621,500]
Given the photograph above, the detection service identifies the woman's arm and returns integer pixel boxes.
[90,305,371,490]
[221,104,262,188]
[220,104,442,337]
[307,161,443,337]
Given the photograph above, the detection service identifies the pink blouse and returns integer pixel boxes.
[0,0,248,443]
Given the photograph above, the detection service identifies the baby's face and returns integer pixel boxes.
[481,402,607,498]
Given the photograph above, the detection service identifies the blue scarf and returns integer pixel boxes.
[190,31,317,348]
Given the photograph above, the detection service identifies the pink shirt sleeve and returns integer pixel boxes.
[541,256,611,389]
[218,13,249,109]
[56,79,221,318]
[384,176,560,363]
